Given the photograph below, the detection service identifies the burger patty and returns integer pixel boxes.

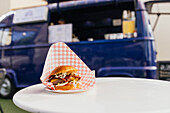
[65,74,72,81]
[49,74,81,85]
[52,79,66,85]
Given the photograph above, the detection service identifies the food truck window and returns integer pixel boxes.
[0,28,12,46]
[12,30,36,46]
[12,23,48,46]
[49,1,135,42]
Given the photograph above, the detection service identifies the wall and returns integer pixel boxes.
[0,0,47,16]
[147,1,170,61]
[10,0,47,10]
[0,0,10,16]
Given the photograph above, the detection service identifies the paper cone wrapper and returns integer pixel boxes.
[40,42,96,90]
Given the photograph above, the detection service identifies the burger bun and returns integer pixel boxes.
[50,66,78,76]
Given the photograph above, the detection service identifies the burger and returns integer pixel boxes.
[48,66,81,90]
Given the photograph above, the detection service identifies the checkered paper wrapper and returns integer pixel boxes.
[40,42,96,90]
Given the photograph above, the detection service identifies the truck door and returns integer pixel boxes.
[0,28,12,68]
[11,23,48,86]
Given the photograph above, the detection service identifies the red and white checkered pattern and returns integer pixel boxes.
[40,42,96,90]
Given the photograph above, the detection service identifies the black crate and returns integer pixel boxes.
[158,61,170,81]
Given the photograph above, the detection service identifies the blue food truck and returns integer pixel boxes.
[0,0,157,98]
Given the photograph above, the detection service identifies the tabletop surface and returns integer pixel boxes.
[13,78,170,113]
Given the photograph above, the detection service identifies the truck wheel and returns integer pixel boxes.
[0,77,15,98]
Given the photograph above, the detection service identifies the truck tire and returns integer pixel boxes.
[0,77,16,98]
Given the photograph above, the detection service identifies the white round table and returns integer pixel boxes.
[13,78,170,113]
